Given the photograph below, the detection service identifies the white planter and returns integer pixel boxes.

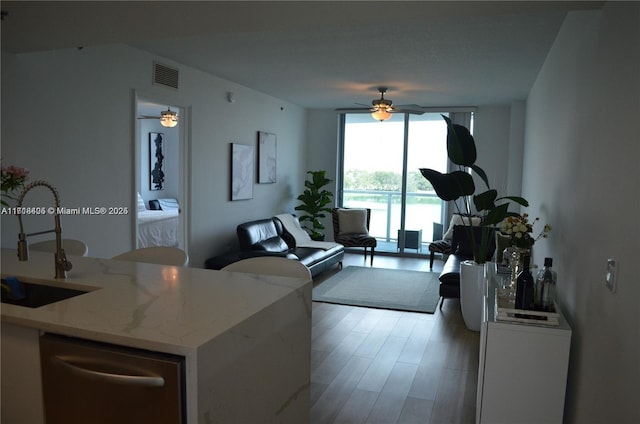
[460,260,486,332]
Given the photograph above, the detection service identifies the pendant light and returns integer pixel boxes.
[160,108,179,128]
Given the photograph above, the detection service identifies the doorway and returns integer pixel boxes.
[134,95,188,252]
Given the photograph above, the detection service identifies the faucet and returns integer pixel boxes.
[16,180,72,279]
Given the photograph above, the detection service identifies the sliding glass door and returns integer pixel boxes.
[340,112,449,255]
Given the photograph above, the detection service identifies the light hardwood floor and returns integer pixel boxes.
[311,253,479,424]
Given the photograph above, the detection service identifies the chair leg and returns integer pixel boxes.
[370,248,374,266]
[430,252,435,269]
[439,296,445,310]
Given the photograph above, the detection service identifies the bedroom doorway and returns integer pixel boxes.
[134,94,188,252]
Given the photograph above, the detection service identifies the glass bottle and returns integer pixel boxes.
[535,257,557,312]
[515,255,534,310]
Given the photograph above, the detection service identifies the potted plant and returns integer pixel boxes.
[419,115,528,264]
[420,115,528,331]
[295,170,334,241]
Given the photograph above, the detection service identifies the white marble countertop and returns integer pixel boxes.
[0,248,311,355]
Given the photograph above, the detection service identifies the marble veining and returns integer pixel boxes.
[0,249,311,356]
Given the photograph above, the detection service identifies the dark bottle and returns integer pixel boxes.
[534,257,557,312]
[515,255,534,310]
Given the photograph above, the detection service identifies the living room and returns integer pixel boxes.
[1,2,638,423]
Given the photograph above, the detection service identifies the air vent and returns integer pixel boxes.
[153,62,179,90]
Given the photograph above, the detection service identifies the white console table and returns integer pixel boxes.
[476,265,572,424]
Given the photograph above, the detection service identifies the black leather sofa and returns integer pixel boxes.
[205,217,344,277]
[438,225,496,308]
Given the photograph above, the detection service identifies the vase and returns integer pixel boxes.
[459,260,487,332]
[503,246,531,288]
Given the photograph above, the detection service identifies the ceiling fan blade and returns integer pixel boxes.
[393,105,425,115]
[137,115,160,119]
[335,107,373,113]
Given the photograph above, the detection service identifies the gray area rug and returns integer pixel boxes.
[313,266,440,314]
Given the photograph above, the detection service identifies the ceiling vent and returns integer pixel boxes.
[153,62,179,90]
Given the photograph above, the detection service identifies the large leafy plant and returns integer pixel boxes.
[419,115,528,263]
[295,170,334,241]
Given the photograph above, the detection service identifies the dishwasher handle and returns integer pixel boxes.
[51,355,166,387]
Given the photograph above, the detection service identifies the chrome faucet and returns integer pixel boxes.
[16,180,72,279]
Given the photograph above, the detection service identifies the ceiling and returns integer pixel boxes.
[1,1,603,110]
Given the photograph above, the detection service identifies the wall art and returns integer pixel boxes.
[258,131,277,183]
[149,132,165,191]
[231,143,254,200]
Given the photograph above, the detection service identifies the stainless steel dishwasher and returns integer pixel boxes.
[40,333,185,424]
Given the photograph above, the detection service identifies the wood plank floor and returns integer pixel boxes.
[311,253,479,424]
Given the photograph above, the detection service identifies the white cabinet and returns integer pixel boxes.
[476,267,572,424]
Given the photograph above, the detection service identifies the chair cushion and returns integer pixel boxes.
[429,239,452,254]
[335,233,377,248]
[337,208,368,235]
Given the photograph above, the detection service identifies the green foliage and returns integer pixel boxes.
[419,115,529,263]
[344,169,432,192]
[294,170,334,240]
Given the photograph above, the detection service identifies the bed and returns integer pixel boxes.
[137,195,180,248]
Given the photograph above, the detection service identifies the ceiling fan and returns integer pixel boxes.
[336,87,425,121]
[138,107,179,128]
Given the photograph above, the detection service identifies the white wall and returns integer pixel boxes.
[1,44,307,267]
[524,4,640,423]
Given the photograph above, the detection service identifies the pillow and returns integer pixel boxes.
[443,214,481,240]
[158,198,179,211]
[136,192,146,212]
[337,208,368,235]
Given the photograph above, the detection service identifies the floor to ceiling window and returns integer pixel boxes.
[339,111,459,255]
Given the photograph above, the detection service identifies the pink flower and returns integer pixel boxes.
[1,163,30,206]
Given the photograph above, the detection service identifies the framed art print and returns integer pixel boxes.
[230,143,254,200]
[258,131,276,183]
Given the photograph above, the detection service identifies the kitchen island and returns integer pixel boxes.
[1,248,312,423]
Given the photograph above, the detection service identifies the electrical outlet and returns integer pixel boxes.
[605,258,617,293]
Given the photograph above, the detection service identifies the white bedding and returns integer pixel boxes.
[137,210,179,248]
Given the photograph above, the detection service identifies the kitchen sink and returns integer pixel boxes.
[1,277,92,308]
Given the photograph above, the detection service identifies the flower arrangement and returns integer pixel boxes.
[1,163,30,207]
[500,213,551,249]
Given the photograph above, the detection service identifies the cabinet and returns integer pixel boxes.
[476,266,572,424]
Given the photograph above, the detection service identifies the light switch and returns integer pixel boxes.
[605,258,617,293]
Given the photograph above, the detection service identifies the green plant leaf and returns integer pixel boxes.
[497,196,529,207]
[443,115,477,167]
[483,203,510,226]
[471,164,490,190]
[473,189,497,212]
[419,169,475,201]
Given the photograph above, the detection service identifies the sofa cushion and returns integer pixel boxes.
[254,236,289,253]
[237,218,282,251]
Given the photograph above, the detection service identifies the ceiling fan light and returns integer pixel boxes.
[371,108,392,121]
[160,108,179,128]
